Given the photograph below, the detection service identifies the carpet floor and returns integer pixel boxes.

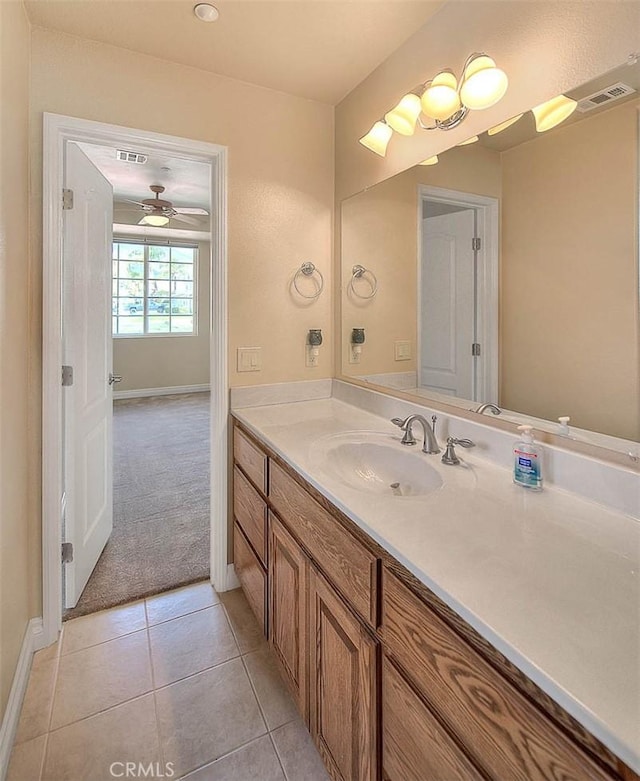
[65,392,210,620]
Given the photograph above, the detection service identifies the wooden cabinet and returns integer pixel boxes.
[233,521,267,635]
[233,466,267,565]
[269,512,308,722]
[382,655,483,781]
[309,566,377,781]
[234,426,268,494]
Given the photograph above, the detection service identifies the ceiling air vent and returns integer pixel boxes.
[116,149,148,164]
[576,82,636,113]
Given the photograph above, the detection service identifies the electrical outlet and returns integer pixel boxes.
[306,345,320,368]
[394,340,412,361]
[237,347,262,372]
[349,344,362,364]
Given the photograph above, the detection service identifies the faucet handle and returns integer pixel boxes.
[441,436,475,465]
[450,437,475,448]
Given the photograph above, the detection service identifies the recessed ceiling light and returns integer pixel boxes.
[194,3,219,22]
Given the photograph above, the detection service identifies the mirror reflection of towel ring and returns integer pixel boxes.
[293,262,324,300]
[349,264,378,299]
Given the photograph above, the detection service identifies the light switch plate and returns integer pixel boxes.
[394,340,412,361]
[237,347,262,372]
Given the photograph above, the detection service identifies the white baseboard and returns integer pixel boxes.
[0,618,43,780]
[113,383,210,400]
[225,564,240,591]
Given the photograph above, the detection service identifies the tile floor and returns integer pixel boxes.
[7,582,330,781]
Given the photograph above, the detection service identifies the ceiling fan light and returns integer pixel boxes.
[359,121,393,156]
[487,114,524,135]
[460,54,508,110]
[419,155,439,166]
[142,214,170,227]
[385,93,422,136]
[457,136,479,146]
[532,95,577,132]
[421,71,461,121]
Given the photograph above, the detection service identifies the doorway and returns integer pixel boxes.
[417,185,499,404]
[42,115,229,644]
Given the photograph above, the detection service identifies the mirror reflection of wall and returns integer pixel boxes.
[341,63,639,443]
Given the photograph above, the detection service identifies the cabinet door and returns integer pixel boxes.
[309,566,377,781]
[269,512,308,722]
[382,655,484,781]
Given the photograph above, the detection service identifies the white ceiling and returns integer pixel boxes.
[24,0,446,105]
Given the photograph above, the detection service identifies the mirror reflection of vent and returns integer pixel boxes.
[116,150,148,164]
[576,82,635,113]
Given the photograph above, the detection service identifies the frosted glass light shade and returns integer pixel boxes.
[421,71,460,121]
[419,155,439,166]
[532,95,577,132]
[385,93,422,136]
[460,55,508,110]
[359,121,393,156]
[487,114,523,135]
[457,136,479,146]
[142,214,170,226]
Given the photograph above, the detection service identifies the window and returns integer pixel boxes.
[112,241,197,336]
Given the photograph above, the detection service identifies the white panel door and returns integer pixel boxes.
[63,142,114,608]
[420,209,476,399]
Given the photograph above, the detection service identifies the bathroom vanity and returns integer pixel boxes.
[230,398,639,781]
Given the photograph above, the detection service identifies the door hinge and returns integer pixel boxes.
[62,189,74,210]
[61,542,74,564]
[62,365,74,386]
[472,343,481,357]
[472,237,481,251]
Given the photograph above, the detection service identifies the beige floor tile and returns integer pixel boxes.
[32,642,60,666]
[61,601,146,655]
[51,630,152,729]
[42,694,161,781]
[182,735,286,781]
[271,718,330,781]
[155,658,266,777]
[219,588,267,654]
[6,734,47,781]
[145,581,219,626]
[243,647,299,730]
[149,605,238,688]
[14,657,57,744]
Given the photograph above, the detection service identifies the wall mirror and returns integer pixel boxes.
[340,59,639,456]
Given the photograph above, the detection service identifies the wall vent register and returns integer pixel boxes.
[576,82,635,112]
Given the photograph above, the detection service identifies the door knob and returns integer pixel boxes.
[108,373,123,385]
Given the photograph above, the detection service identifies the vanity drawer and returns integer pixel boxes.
[269,460,378,626]
[234,426,268,495]
[234,521,267,636]
[381,567,612,781]
[233,466,267,566]
[382,655,484,781]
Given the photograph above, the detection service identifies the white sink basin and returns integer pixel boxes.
[310,431,475,498]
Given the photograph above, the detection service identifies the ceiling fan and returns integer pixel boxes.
[122,185,209,226]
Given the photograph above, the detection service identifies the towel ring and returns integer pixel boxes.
[349,264,378,299]
[293,262,324,300]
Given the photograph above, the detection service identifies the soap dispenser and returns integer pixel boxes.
[513,425,543,491]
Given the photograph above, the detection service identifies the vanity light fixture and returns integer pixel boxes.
[419,155,439,166]
[457,136,479,146]
[487,113,524,135]
[141,214,170,227]
[194,3,219,22]
[532,95,578,132]
[359,53,508,156]
[359,121,393,157]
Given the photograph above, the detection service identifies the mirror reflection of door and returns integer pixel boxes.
[419,201,477,400]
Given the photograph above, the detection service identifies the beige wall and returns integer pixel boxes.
[113,241,211,392]
[501,100,640,440]
[341,144,501,377]
[0,0,31,719]
[26,28,334,617]
[335,1,640,200]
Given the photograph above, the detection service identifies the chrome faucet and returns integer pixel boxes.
[391,414,440,454]
[441,436,475,465]
[474,402,501,415]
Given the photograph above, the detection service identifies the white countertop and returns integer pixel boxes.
[233,397,640,773]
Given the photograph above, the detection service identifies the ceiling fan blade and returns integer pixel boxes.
[171,214,201,226]
[137,217,149,225]
[174,207,209,215]
[123,199,149,208]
